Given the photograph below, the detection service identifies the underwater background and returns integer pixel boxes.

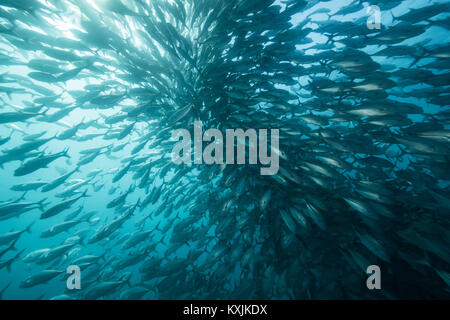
[0,0,449,299]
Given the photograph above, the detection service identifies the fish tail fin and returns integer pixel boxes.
[5,260,13,273]
[81,189,89,198]
[8,238,19,251]
[78,238,88,247]
[17,192,28,202]
[408,56,420,68]
[99,251,108,262]
[325,34,335,44]
[37,198,48,211]
[63,147,70,158]
[383,129,397,144]
[154,221,162,233]
[308,79,316,92]
[25,221,35,234]
[14,248,26,261]
[122,276,132,288]
[0,281,11,297]
[160,234,168,245]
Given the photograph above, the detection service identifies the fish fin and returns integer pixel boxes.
[0,281,11,294]
[5,260,13,273]
[25,221,35,234]
[6,249,25,272]
[37,198,48,211]
[119,274,132,288]
[15,248,26,258]
[17,192,28,202]
[63,147,70,158]
[154,221,162,233]
[9,241,18,251]
[99,251,108,262]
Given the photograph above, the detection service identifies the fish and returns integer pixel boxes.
[106,185,134,209]
[0,282,11,299]
[0,238,19,260]
[0,111,43,124]
[22,131,47,141]
[40,220,87,238]
[0,198,47,221]
[41,168,79,192]
[14,148,70,176]
[22,248,51,264]
[2,136,54,158]
[88,204,136,244]
[11,181,48,192]
[0,131,13,146]
[0,248,26,272]
[20,270,64,288]
[0,222,34,246]
[83,281,127,300]
[40,190,88,219]
[72,254,106,265]
[121,230,153,250]
[37,243,77,264]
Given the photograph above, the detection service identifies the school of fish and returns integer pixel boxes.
[0,0,449,299]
